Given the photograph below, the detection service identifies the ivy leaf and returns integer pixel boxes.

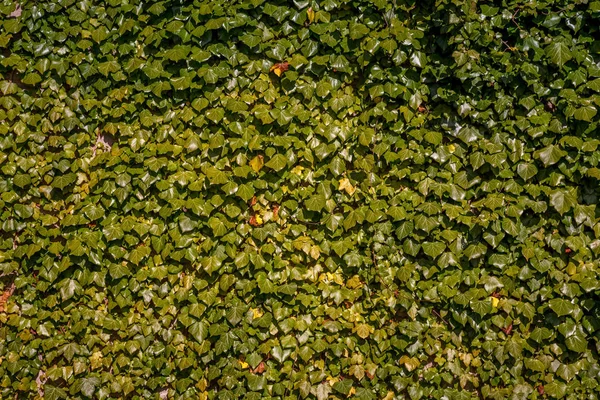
[535,145,566,167]
[546,40,572,66]
[550,189,577,215]
[226,304,246,326]
[129,246,149,265]
[52,173,77,190]
[516,163,538,181]
[109,263,131,279]
[333,379,353,395]
[565,334,588,353]
[80,377,100,397]
[573,106,597,122]
[422,241,446,258]
[45,385,68,400]
[265,154,288,172]
[305,195,326,212]
[548,299,575,317]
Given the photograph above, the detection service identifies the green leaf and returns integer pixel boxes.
[108,263,131,279]
[546,40,572,66]
[548,298,575,317]
[129,246,150,265]
[516,163,538,181]
[550,189,577,215]
[265,154,288,172]
[544,381,567,398]
[60,279,81,301]
[471,299,492,316]
[45,385,68,400]
[333,379,353,395]
[304,195,326,212]
[422,241,446,258]
[535,145,566,167]
[573,106,597,122]
[80,377,100,397]
[189,321,208,342]
[103,225,124,241]
[565,334,587,353]
[226,303,246,326]
[52,173,77,190]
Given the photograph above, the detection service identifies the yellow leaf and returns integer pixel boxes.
[307,7,315,23]
[249,155,264,172]
[356,323,371,339]
[338,177,356,195]
[90,351,103,370]
[309,245,321,260]
[346,275,363,289]
[448,144,456,153]
[255,214,263,225]
[332,273,344,285]
[291,165,305,175]
[490,297,499,308]
[347,387,356,397]
[326,376,339,384]
[252,308,264,319]
[239,360,249,369]
[399,355,420,372]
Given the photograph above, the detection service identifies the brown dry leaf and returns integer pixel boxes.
[251,361,265,374]
[0,283,16,312]
[249,214,263,227]
[269,62,289,77]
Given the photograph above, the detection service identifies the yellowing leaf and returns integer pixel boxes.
[399,355,420,372]
[307,7,315,23]
[310,245,321,260]
[448,144,456,153]
[346,275,363,289]
[252,308,263,319]
[291,165,305,175]
[347,387,356,397]
[90,351,103,370]
[249,155,264,172]
[490,297,499,308]
[356,323,371,339]
[239,360,249,369]
[338,177,356,195]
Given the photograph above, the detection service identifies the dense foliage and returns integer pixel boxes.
[1,0,600,398]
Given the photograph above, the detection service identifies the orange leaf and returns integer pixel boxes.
[269,62,289,77]
[0,283,15,312]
